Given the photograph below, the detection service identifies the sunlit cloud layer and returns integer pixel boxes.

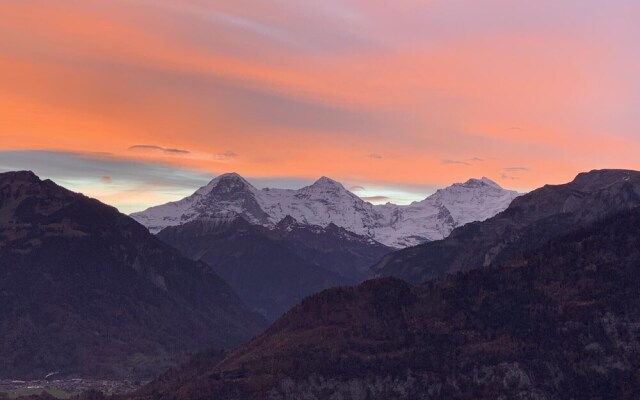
[0,150,213,213]
[1,0,638,211]
[0,150,431,212]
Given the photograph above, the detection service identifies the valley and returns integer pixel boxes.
[0,378,140,399]
[4,169,640,399]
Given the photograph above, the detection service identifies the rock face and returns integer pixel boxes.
[128,206,640,400]
[0,171,266,380]
[156,215,392,321]
[131,173,519,248]
[373,169,640,283]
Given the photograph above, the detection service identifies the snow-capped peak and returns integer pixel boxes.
[460,177,501,189]
[300,176,350,196]
[310,176,344,189]
[131,173,520,247]
[195,172,256,196]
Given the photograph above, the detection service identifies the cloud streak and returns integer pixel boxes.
[214,151,239,161]
[442,157,485,166]
[500,166,530,180]
[360,195,391,203]
[128,144,191,155]
[442,159,470,166]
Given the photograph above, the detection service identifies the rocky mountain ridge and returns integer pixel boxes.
[131,174,519,248]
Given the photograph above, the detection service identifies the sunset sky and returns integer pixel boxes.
[1,0,639,213]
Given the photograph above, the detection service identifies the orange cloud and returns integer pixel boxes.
[1,0,639,208]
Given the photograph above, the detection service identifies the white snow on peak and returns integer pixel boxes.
[307,176,345,189]
[375,176,520,247]
[194,172,255,196]
[130,174,521,248]
[459,177,501,189]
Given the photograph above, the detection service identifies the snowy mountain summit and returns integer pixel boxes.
[130,173,520,248]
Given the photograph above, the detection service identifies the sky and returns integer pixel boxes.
[1,0,639,213]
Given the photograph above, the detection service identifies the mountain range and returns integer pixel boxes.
[0,171,266,380]
[6,168,640,400]
[127,170,640,400]
[130,173,518,322]
[373,169,640,283]
[131,174,520,248]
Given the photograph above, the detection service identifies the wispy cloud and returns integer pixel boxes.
[360,195,391,203]
[129,145,164,151]
[503,166,530,172]
[501,166,530,180]
[368,153,383,159]
[442,157,484,166]
[128,144,191,155]
[500,173,516,180]
[164,148,191,155]
[442,159,470,165]
[214,151,239,161]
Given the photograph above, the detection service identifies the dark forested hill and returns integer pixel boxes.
[130,206,640,399]
[0,171,266,380]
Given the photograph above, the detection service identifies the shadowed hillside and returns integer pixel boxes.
[129,207,640,399]
[0,171,266,380]
[157,216,391,320]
